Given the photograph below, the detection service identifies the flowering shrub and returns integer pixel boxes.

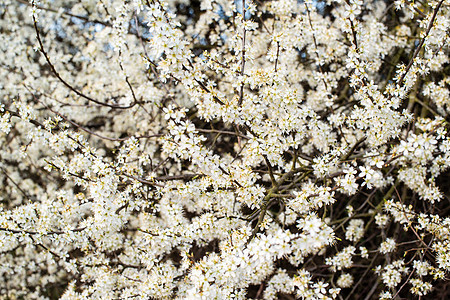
[1,0,450,299]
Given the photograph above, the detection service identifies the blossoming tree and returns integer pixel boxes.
[1,0,450,299]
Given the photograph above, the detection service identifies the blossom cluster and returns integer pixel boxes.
[0,0,450,299]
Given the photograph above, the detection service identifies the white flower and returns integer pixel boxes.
[0,111,11,134]
[410,278,433,296]
[379,238,396,254]
[337,273,353,288]
[345,219,365,242]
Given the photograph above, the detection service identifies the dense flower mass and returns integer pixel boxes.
[0,0,450,299]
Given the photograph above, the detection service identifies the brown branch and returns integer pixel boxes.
[396,0,445,86]
[31,4,137,110]
[238,0,247,106]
